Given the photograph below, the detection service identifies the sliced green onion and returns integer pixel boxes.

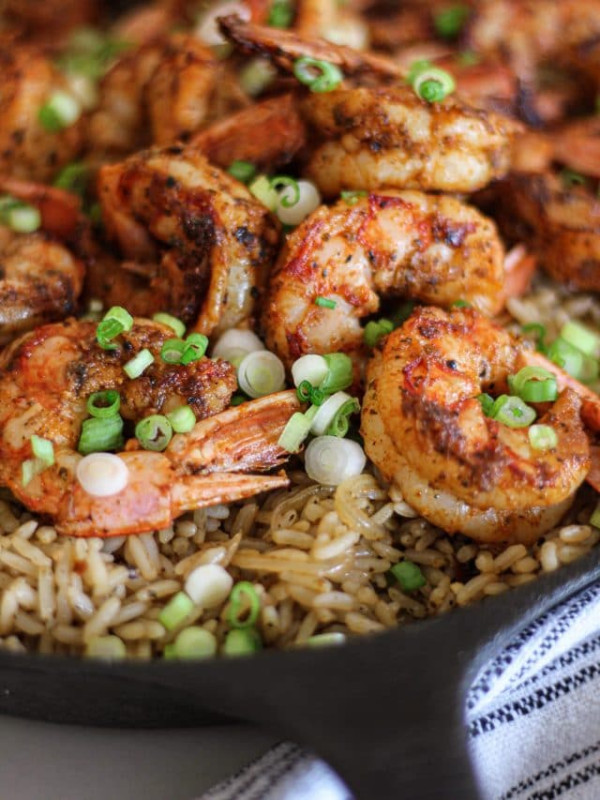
[547,336,584,376]
[305,632,346,648]
[278,407,318,453]
[166,405,196,434]
[227,581,261,629]
[340,190,367,206]
[434,5,470,38]
[457,50,479,67]
[521,322,547,351]
[304,435,367,485]
[561,168,587,188]
[180,333,209,365]
[21,459,45,487]
[53,162,89,198]
[528,424,558,451]
[390,560,426,593]
[161,338,186,364]
[268,0,293,28]
[326,397,360,438]
[78,415,124,455]
[413,67,456,103]
[38,91,81,132]
[228,160,257,184]
[86,389,121,419]
[230,393,248,406]
[507,366,558,403]
[96,306,133,350]
[1,203,41,233]
[172,626,217,660]
[124,348,154,379]
[76,453,129,496]
[184,564,233,608]
[85,635,126,660]
[31,435,54,466]
[319,353,353,394]
[559,320,600,357]
[590,500,600,529]
[391,301,416,328]
[406,59,432,85]
[492,395,536,428]
[223,628,262,656]
[237,350,286,398]
[291,354,329,389]
[212,329,265,366]
[315,296,337,309]
[310,391,359,436]
[239,58,276,96]
[293,57,343,93]
[152,312,185,338]
[248,174,279,211]
[275,179,321,226]
[158,591,195,631]
[364,319,394,348]
[270,176,300,207]
[135,415,173,452]
[451,299,471,309]
[477,393,495,417]
[297,381,325,405]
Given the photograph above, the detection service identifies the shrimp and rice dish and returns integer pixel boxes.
[1,0,600,661]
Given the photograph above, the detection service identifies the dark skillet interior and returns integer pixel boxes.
[1,545,599,800]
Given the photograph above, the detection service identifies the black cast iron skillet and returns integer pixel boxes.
[1,546,599,799]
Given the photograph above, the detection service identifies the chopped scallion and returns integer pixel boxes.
[248,174,279,211]
[412,67,456,102]
[123,348,154,379]
[559,320,600,357]
[319,353,353,394]
[223,628,262,656]
[152,312,186,338]
[278,408,316,453]
[293,57,343,93]
[78,414,124,455]
[228,160,257,184]
[364,318,393,348]
[180,333,208,365]
[96,306,133,350]
[491,395,536,428]
[434,5,470,38]
[171,626,217,660]
[268,0,293,28]
[166,405,196,434]
[227,581,261,629]
[390,560,426,592]
[270,176,300,207]
[315,296,337,309]
[158,591,194,631]
[507,366,558,403]
[528,424,558,451]
[135,415,173,452]
[31,435,54,466]
[340,190,367,206]
[38,91,81,132]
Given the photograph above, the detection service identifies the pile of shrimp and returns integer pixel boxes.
[2,0,600,655]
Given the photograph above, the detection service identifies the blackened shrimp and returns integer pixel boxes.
[361,306,591,544]
[0,318,300,537]
[92,146,279,337]
[262,191,505,367]
[0,47,84,181]
[300,86,519,197]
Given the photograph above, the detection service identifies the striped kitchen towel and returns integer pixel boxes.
[201,582,600,800]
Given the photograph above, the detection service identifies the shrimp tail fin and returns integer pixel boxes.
[168,390,303,473]
[172,470,290,512]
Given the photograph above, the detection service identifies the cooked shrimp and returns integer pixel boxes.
[87,34,248,159]
[0,47,84,181]
[0,0,98,46]
[300,86,519,197]
[361,306,590,544]
[190,93,306,172]
[0,317,300,537]
[93,146,279,336]
[496,172,600,292]
[294,0,369,50]
[219,13,400,81]
[262,191,505,367]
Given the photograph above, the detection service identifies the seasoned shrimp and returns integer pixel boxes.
[87,34,248,159]
[300,86,519,197]
[0,47,84,181]
[262,191,505,366]
[190,93,306,172]
[0,0,98,45]
[495,172,600,292]
[361,306,591,544]
[92,146,279,336]
[0,318,300,537]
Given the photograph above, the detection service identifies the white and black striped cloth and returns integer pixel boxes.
[200,582,600,800]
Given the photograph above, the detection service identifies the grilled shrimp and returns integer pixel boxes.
[361,306,590,544]
[87,34,248,159]
[0,47,84,181]
[495,172,600,292]
[92,146,279,336]
[0,318,300,537]
[0,179,84,343]
[262,191,505,367]
[300,86,518,197]
[0,0,98,45]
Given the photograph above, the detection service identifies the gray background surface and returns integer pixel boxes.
[0,716,279,799]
